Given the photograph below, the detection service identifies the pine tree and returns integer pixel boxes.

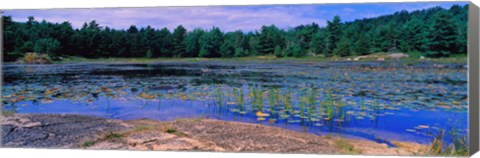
[310,31,327,55]
[172,25,187,57]
[199,27,224,57]
[428,11,457,57]
[354,34,370,55]
[274,45,283,57]
[326,16,342,57]
[333,38,352,57]
[185,29,205,57]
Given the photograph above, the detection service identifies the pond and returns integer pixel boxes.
[1,60,468,146]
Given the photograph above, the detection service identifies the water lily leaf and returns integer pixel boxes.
[256,111,270,117]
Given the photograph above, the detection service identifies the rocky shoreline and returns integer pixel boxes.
[1,114,428,155]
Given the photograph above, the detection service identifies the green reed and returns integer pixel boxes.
[268,88,276,112]
[250,85,264,111]
[283,89,292,113]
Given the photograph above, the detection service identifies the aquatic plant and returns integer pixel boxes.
[250,85,264,111]
[268,88,276,113]
[428,129,468,156]
[283,89,292,113]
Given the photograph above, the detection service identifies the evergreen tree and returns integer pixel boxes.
[274,45,283,57]
[172,25,187,57]
[199,27,224,57]
[185,29,205,57]
[428,11,457,57]
[326,16,342,57]
[247,35,260,56]
[157,28,173,57]
[34,38,61,56]
[1,4,469,61]
[126,25,140,57]
[333,38,352,57]
[354,34,370,55]
[310,30,327,55]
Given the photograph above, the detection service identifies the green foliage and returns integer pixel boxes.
[33,38,61,56]
[326,16,342,56]
[185,29,205,57]
[166,129,177,133]
[234,48,247,57]
[105,133,123,139]
[258,25,285,55]
[310,30,327,55]
[353,34,370,55]
[406,50,423,59]
[333,38,352,57]
[274,45,283,57]
[428,11,458,57]
[146,49,153,58]
[285,42,304,57]
[172,25,187,57]
[248,36,261,56]
[199,27,224,58]
[2,4,468,61]
[82,141,95,147]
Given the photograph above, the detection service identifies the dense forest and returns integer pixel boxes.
[2,4,468,61]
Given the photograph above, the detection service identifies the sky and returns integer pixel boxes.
[2,1,468,32]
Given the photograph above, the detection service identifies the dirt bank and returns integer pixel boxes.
[1,114,428,155]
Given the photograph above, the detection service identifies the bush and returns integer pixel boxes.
[425,51,451,58]
[286,44,304,57]
[274,46,283,58]
[18,52,52,64]
[406,50,423,59]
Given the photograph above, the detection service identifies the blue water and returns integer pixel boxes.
[2,61,468,146]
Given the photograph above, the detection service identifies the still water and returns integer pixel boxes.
[2,60,468,146]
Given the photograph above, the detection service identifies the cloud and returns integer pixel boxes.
[4,6,327,32]
[2,2,468,32]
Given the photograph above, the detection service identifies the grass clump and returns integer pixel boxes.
[165,128,189,137]
[105,133,123,140]
[82,141,95,147]
[335,138,360,154]
[428,129,468,156]
[166,129,177,134]
[1,110,16,117]
[134,125,155,132]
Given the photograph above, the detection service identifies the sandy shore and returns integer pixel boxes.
[1,114,429,155]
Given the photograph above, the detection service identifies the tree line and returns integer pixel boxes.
[2,4,468,61]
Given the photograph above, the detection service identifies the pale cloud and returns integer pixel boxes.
[3,2,468,32]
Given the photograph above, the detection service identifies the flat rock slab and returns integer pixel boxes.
[167,119,339,153]
[1,114,130,148]
[1,114,428,155]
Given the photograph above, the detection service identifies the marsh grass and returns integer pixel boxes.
[335,138,360,154]
[1,110,16,117]
[268,88,276,113]
[105,133,123,140]
[428,129,468,156]
[283,89,293,114]
[82,141,95,147]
